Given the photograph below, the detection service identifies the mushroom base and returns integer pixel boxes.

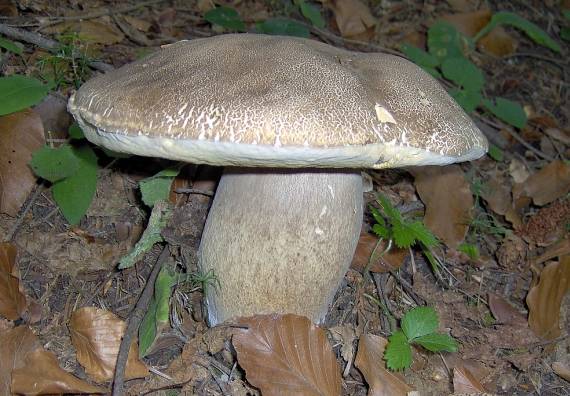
[198,168,363,326]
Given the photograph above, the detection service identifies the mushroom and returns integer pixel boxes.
[68,34,488,326]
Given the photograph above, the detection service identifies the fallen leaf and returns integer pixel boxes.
[321,0,376,39]
[545,128,570,145]
[481,178,512,216]
[488,293,527,325]
[522,161,570,206]
[552,361,570,382]
[0,242,27,320]
[526,257,570,339]
[123,15,152,32]
[0,109,45,216]
[533,238,570,266]
[12,349,106,394]
[442,10,492,37]
[233,314,341,396]
[411,165,473,248]
[478,26,518,56]
[453,366,487,393]
[329,325,356,372]
[354,334,413,396]
[33,93,72,140]
[509,158,530,184]
[0,326,41,396]
[69,307,148,382]
[43,19,124,45]
[351,232,407,273]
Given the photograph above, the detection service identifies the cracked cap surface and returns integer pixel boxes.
[68,33,488,168]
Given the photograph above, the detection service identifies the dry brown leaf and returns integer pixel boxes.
[329,325,356,367]
[481,178,511,216]
[509,158,530,183]
[533,238,570,266]
[442,10,491,36]
[453,366,486,393]
[233,314,341,396]
[322,0,376,39]
[522,161,570,206]
[12,348,106,394]
[478,26,517,57]
[487,293,526,326]
[69,307,148,383]
[552,361,570,382]
[0,242,27,320]
[354,334,413,396]
[43,19,124,45]
[123,15,152,32]
[526,257,570,339]
[411,165,473,248]
[0,109,44,216]
[0,326,41,396]
[351,232,407,273]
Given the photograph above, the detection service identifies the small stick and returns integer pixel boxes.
[174,188,214,197]
[112,247,170,396]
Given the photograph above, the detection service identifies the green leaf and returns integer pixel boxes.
[297,0,325,28]
[473,12,560,53]
[68,122,85,140]
[118,202,172,269]
[204,6,246,31]
[450,88,481,113]
[51,146,98,225]
[400,43,440,68]
[428,21,469,60]
[458,243,480,260]
[487,144,504,161]
[414,332,458,352]
[482,97,527,128]
[407,221,439,248]
[441,57,484,92]
[30,145,81,183]
[384,330,412,371]
[0,37,22,55]
[139,168,181,208]
[256,18,310,38]
[0,75,50,116]
[377,195,402,224]
[139,266,176,357]
[372,223,390,240]
[401,306,439,340]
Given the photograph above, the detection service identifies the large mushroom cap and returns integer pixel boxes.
[69,33,487,168]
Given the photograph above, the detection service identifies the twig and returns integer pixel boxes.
[0,23,113,72]
[5,184,44,242]
[174,188,214,197]
[389,270,425,306]
[112,247,170,396]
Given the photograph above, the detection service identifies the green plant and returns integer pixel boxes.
[384,306,458,370]
[36,32,92,89]
[401,12,560,135]
[0,75,50,116]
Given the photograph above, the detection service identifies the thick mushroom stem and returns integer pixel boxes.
[198,168,363,326]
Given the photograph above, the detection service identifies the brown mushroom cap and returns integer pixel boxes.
[68,33,487,168]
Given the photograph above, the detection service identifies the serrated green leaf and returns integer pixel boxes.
[414,332,458,352]
[0,37,22,55]
[428,21,469,60]
[474,12,560,53]
[441,57,484,92]
[384,330,412,371]
[68,122,85,140]
[204,6,246,31]
[369,206,385,227]
[297,0,325,28]
[0,75,50,116]
[52,146,98,225]
[255,18,310,38]
[407,221,439,248]
[487,144,504,161]
[118,203,172,269]
[377,195,402,224]
[139,266,176,357]
[372,223,390,240]
[402,306,439,340]
[483,97,527,128]
[450,88,481,113]
[391,221,416,248]
[139,168,181,208]
[400,44,440,68]
[30,144,81,183]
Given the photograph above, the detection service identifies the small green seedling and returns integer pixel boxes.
[384,306,458,371]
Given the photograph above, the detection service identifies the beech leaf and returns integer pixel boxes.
[0,242,27,320]
[233,313,341,396]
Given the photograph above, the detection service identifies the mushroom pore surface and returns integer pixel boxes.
[67,34,488,325]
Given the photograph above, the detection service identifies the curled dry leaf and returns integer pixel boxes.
[0,109,45,216]
[351,232,407,273]
[233,313,341,396]
[12,349,106,395]
[526,257,570,339]
[321,0,376,39]
[410,165,473,248]
[487,293,527,326]
[69,307,148,383]
[0,326,41,395]
[453,366,486,394]
[354,334,413,396]
[0,242,27,320]
[522,160,570,206]
[552,361,570,382]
